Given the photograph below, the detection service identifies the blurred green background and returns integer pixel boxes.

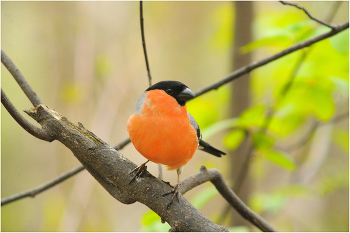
[2,1,349,231]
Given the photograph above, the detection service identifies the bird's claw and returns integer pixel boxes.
[162,184,180,209]
[129,163,147,184]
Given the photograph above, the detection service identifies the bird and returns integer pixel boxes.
[127,80,226,208]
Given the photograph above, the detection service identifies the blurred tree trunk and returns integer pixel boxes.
[229,1,253,227]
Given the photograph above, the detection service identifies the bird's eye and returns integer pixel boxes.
[166,89,173,95]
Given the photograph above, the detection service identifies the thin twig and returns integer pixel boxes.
[1,166,85,206]
[233,49,309,193]
[331,111,349,124]
[2,136,132,206]
[140,1,163,179]
[326,2,342,24]
[230,16,347,196]
[194,21,349,98]
[21,104,228,231]
[140,1,152,86]
[2,20,348,210]
[280,1,336,29]
[180,166,276,232]
[285,111,349,152]
[2,15,348,230]
[112,137,131,150]
[1,49,43,106]
[286,122,319,152]
[1,89,54,142]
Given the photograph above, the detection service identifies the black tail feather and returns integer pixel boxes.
[198,139,226,157]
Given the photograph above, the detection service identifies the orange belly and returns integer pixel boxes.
[127,113,198,170]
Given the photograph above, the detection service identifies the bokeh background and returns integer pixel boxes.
[2,1,349,231]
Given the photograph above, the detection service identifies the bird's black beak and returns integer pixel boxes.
[177,87,195,103]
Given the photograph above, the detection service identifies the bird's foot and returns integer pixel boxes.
[129,162,148,184]
[162,183,180,209]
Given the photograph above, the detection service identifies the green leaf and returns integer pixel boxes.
[309,86,335,122]
[238,105,266,128]
[140,210,170,232]
[187,97,218,129]
[241,34,292,54]
[202,118,239,141]
[330,30,349,54]
[224,129,246,150]
[249,184,314,214]
[141,210,160,227]
[187,85,231,131]
[252,132,275,150]
[269,103,305,136]
[248,192,286,214]
[262,150,296,171]
[248,192,265,214]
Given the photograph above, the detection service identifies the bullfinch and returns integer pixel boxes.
[127,81,226,208]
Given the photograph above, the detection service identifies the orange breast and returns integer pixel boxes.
[127,90,198,170]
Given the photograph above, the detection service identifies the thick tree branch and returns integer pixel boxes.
[1,49,43,106]
[280,1,336,29]
[180,166,276,232]
[194,21,349,97]
[22,104,228,232]
[2,12,347,233]
[1,89,54,141]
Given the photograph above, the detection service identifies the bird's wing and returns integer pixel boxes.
[187,112,201,140]
[187,112,226,157]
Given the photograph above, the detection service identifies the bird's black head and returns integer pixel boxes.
[146,81,195,106]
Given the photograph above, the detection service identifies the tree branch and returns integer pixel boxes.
[280,1,336,29]
[180,166,276,232]
[1,88,54,142]
[1,49,43,106]
[112,137,131,150]
[2,12,348,233]
[1,135,133,206]
[194,21,349,98]
[22,104,228,232]
[1,166,85,206]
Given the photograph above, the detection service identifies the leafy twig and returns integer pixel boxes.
[194,21,349,97]
[2,20,348,212]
